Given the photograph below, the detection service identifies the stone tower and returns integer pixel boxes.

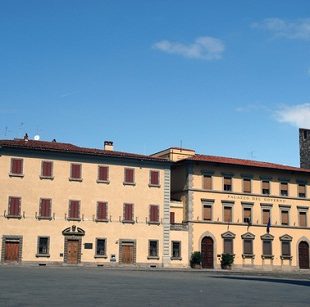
[299,128,310,169]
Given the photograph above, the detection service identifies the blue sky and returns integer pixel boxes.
[1,1,310,166]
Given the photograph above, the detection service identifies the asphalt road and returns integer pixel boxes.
[0,267,309,306]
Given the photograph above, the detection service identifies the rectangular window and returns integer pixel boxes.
[223,177,232,191]
[170,212,175,224]
[124,168,135,184]
[263,240,272,256]
[96,239,106,256]
[280,182,288,197]
[41,161,53,178]
[37,237,49,256]
[243,179,251,193]
[224,238,233,254]
[70,163,82,180]
[262,181,270,195]
[299,211,307,227]
[149,170,160,186]
[39,198,52,219]
[203,175,212,190]
[262,209,270,225]
[223,206,232,223]
[282,241,291,257]
[96,202,108,221]
[97,166,109,182]
[171,241,181,259]
[8,197,21,217]
[281,210,289,226]
[243,239,253,255]
[123,203,134,222]
[203,205,212,221]
[298,184,306,198]
[149,240,158,258]
[149,205,159,223]
[68,200,80,220]
[243,207,252,223]
[10,158,23,175]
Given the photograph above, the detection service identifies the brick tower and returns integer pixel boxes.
[299,128,310,169]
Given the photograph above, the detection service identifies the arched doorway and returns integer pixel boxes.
[201,237,214,268]
[299,241,309,269]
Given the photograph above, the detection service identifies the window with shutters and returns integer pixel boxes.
[262,181,270,195]
[10,158,24,176]
[96,202,108,222]
[243,239,253,255]
[262,208,270,225]
[7,197,21,218]
[203,175,212,190]
[149,170,160,187]
[280,182,288,197]
[41,161,53,179]
[298,184,306,198]
[37,237,50,257]
[97,166,109,183]
[171,241,181,259]
[299,211,307,227]
[68,200,80,220]
[223,238,233,255]
[123,203,134,223]
[39,198,52,219]
[124,168,135,185]
[149,205,159,224]
[243,179,251,194]
[148,240,159,259]
[70,163,82,181]
[170,212,175,224]
[223,177,232,191]
[223,206,232,223]
[280,235,292,259]
[243,207,252,224]
[203,204,212,221]
[261,234,274,259]
[95,238,107,257]
[281,210,289,226]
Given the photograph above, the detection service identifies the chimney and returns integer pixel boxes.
[104,141,114,151]
[24,133,29,142]
[299,128,310,168]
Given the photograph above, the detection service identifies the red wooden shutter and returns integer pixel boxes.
[299,212,307,226]
[281,211,289,225]
[11,159,23,174]
[124,203,133,221]
[98,166,108,181]
[263,209,270,224]
[224,207,232,222]
[170,212,175,224]
[42,161,52,177]
[97,202,107,220]
[203,205,212,220]
[243,179,251,193]
[150,205,159,222]
[124,168,134,183]
[69,201,80,219]
[9,197,21,216]
[150,171,159,185]
[71,164,81,179]
[40,199,51,217]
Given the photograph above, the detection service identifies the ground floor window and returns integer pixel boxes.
[171,241,181,259]
[148,240,159,259]
[280,234,292,259]
[37,237,50,256]
[261,233,274,259]
[95,238,106,257]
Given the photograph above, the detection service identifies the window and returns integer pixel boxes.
[299,211,307,227]
[149,170,160,186]
[262,208,270,225]
[223,238,233,254]
[148,240,159,258]
[96,202,108,221]
[223,177,232,191]
[281,210,289,226]
[170,212,175,224]
[124,168,135,184]
[171,241,181,259]
[262,181,270,195]
[223,206,232,223]
[241,232,255,258]
[68,200,80,220]
[298,184,306,198]
[280,182,288,197]
[95,239,106,256]
[149,205,159,224]
[37,237,50,256]
[10,158,23,176]
[97,166,109,182]
[280,235,292,259]
[203,175,212,190]
[261,234,274,258]
[70,163,82,180]
[243,207,252,224]
[203,204,212,221]
[123,203,134,223]
[243,179,251,194]
[8,197,21,217]
[41,161,53,178]
[39,198,52,219]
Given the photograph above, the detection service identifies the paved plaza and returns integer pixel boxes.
[0,267,309,306]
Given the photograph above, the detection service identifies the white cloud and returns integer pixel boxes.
[153,36,225,60]
[252,18,310,40]
[275,103,310,128]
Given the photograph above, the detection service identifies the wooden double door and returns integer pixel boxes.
[120,242,135,264]
[299,241,310,269]
[66,239,80,264]
[4,241,20,262]
[201,237,214,269]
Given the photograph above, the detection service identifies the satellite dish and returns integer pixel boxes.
[34,135,40,140]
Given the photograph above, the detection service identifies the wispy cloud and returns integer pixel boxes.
[252,18,310,40]
[275,103,310,128]
[153,36,225,60]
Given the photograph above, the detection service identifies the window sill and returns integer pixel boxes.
[37,216,52,221]
[122,220,135,224]
[94,255,108,259]
[148,221,160,225]
[6,215,22,219]
[171,257,182,261]
[123,182,136,186]
[148,184,161,188]
[69,178,83,182]
[36,254,50,258]
[39,176,54,180]
[67,218,81,221]
[9,173,24,178]
[280,255,292,260]
[96,180,110,184]
[261,255,274,260]
[147,256,160,260]
[95,219,109,223]
[242,254,255,259]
